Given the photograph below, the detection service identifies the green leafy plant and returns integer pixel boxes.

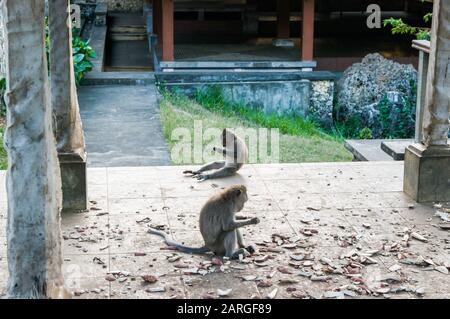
[71,34,96,85]
[358,128,373,139]
[383,1,433,40]
[44,17,96,85]
[378,94,415,138]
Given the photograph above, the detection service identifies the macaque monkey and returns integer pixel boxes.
[148,185,259,259]
[183,129,248,181]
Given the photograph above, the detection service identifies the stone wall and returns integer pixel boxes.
[157,72,337,128]
[98,0,143,12]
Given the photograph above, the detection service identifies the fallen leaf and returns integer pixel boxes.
[388,264,402,272]
[435,266,449,275]
[277,266,293,274]
[257,280,273,288]
[411,232,428,242]
[241,275,257,281]
[266,288,278,299]
[146,286,165,293]
[141,275,158,283]
[217,288,232,297]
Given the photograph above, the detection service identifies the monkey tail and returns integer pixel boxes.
[148,228,210,254]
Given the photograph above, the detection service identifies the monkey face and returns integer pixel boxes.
[234,186,248,212]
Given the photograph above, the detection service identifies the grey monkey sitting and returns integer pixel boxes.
[183,129,248,181]
[148,185,258,259]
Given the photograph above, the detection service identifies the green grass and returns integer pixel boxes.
[159,90,353,164]
[0,125,6,170]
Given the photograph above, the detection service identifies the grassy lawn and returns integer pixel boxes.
[159,91,353,164]
[0,125,6,170]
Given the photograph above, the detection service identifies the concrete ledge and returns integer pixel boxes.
[381,139,414,161]
[59,152,87,212]
[89,24,107,73]
[156,70,336,85]
[82,72,156,86]
[95,3,107,26]
[159,60,317,70]
[404,143,450,202]
[344,139,394,161]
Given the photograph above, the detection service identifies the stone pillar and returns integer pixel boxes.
[162,0,174,61]
[403,0,450,203]
[3,0,70,298]
[301,0,315,62]
[49,0,88,212]
[411,40,431,143]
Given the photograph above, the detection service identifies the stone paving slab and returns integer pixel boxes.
[0,162,449,299]
[78,85,170,167]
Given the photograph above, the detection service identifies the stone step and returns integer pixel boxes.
[109,33,147,41]
[344,139,394,162]
[381,139,414,161]
[159,60,317,72]
[109,25,146,34]
[82,72,155,86]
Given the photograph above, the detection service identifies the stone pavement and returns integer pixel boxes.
[0,162,449,299]
[78,85,170,167]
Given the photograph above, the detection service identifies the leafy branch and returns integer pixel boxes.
[383,0,433,40]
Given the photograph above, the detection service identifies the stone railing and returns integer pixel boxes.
[412,39,431,143]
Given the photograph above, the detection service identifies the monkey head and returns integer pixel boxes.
[221,128,236,148]
[222,184,248,212]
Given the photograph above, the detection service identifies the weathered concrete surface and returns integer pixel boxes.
[220,80,311,117]
[1,162,449,299]
[3,0,68,298]
[49,0,85,155]
[78,85,170,167]
[0,10,5,78]
[422,0,450,147]
[49,0,87,212]
[381,140,415,161]
[344,140,394,162]
[404,0,450,203]
[404,144,450,202]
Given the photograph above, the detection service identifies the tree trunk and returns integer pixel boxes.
[3,0,69,298]
[48,0,85,154]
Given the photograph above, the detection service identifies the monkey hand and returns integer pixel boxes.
[246,245,257,254]
[195,173,209,182]
[183,170,200,176]
[250,217,260,225]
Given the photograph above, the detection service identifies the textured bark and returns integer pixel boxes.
[3,0,69,298]
[422,0,450,146]
[48,0,85,155]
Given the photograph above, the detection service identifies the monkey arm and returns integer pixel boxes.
[213,146,235,158]
[222,218,258,232]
